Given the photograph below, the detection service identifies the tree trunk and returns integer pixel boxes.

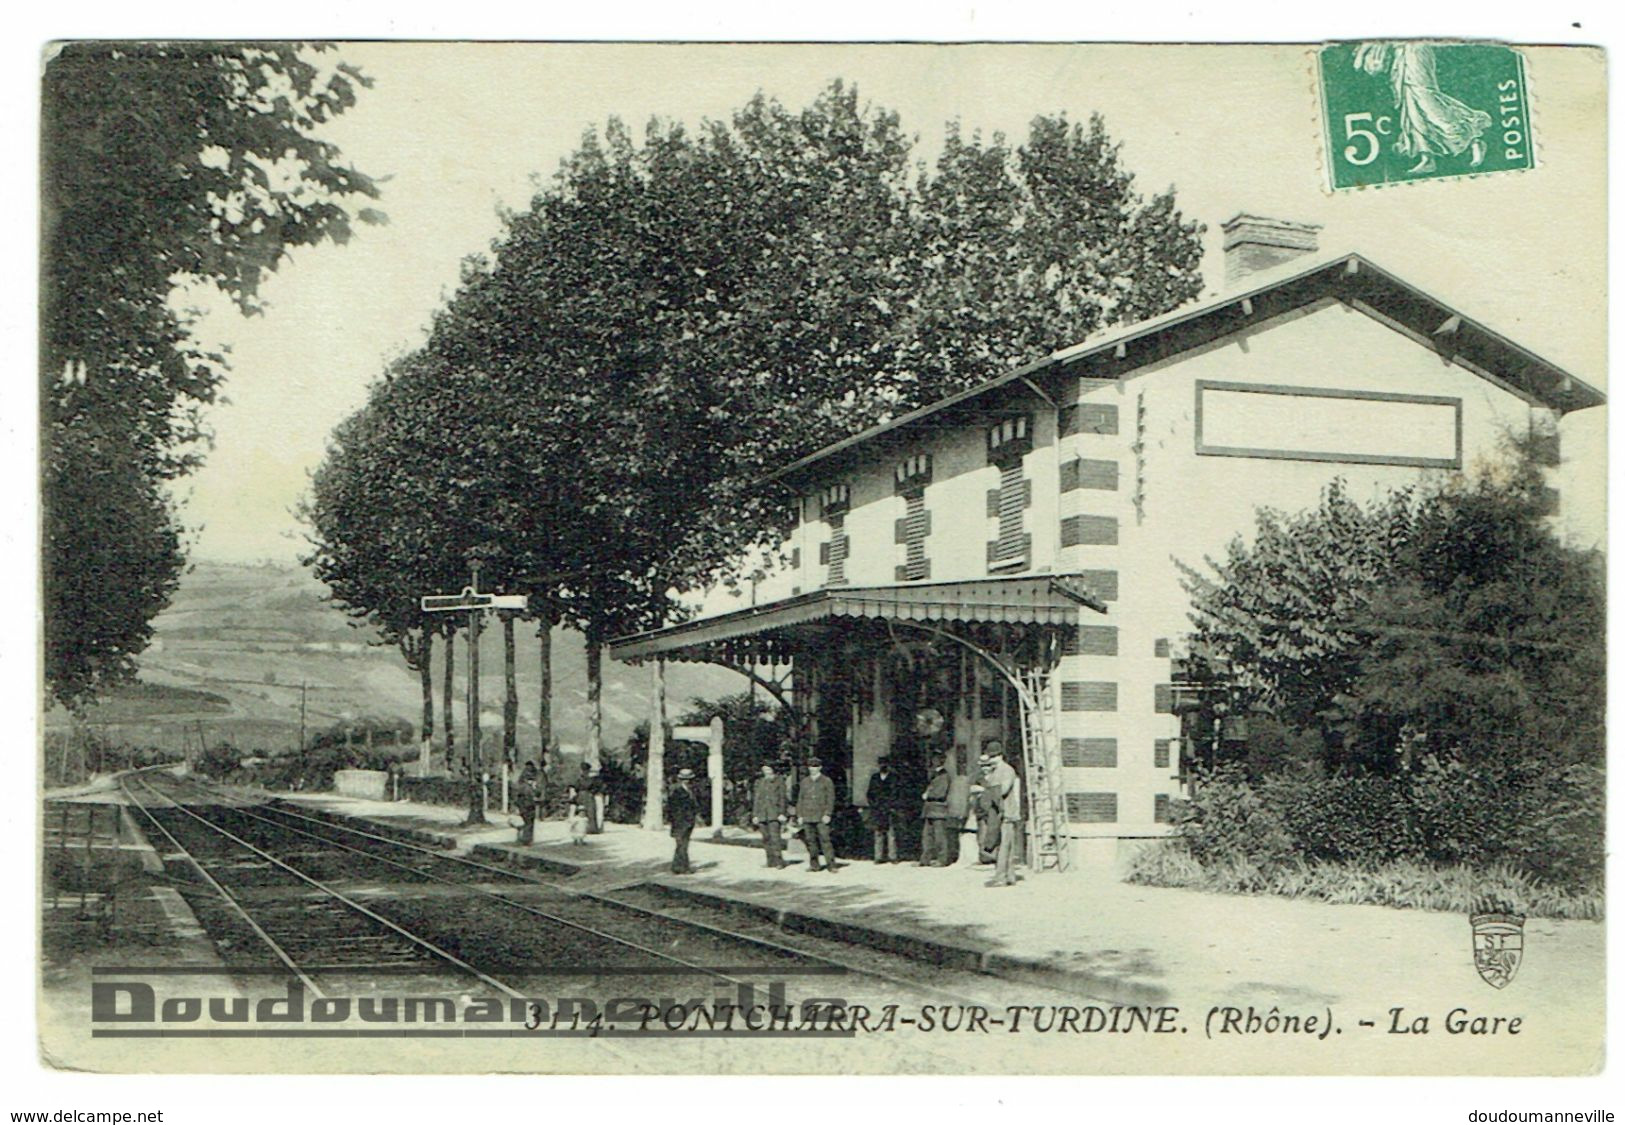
[586,632,602,768]
[537,616,553,761]
[418,631,434,747]
[502,612,518,766]
[442,625,456,766]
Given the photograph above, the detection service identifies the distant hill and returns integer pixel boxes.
[63,560,748,757]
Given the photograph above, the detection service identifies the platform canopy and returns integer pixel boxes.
[609,574,1106,666]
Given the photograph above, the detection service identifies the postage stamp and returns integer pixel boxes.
[1318,41,1534,189]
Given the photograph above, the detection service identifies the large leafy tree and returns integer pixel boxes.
[1182,430,1603,775]
[428,86,1205,751]
[42,427,185,705]
[1177,479,1418,734]
[303,350,562,820]
[303,356,459,756]
[42,42,379,709]
[1355,435,1604,772]
[317,82,1205,772]
[907,115,1205,385]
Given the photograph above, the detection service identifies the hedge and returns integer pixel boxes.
[1165,759,1602,892]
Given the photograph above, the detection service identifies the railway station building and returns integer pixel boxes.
[608,216,1603,866]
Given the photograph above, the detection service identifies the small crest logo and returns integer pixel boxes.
[1470,905,1525,989]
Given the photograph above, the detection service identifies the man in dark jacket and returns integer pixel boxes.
[796,758,839,872]
[750,762,789,869]
[514,760,541,846]
[973,741,1004,864]
[667,768,701,874]
[918,756,951,866]
[863,758,904,863]
[945,764,972,865]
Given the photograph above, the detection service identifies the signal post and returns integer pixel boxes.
[421,563,527,825]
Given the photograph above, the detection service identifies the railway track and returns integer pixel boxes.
[119,770,1045,1027]
[122,771,530,999]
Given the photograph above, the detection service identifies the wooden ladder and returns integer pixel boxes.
[1017,667,1071,873]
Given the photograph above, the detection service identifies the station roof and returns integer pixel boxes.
[608,573,1106,663]
[766,252,1605,487]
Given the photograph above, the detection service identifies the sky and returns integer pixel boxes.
[174,42,1608,562]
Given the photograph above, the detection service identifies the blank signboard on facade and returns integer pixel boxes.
[1195,380,1462,468]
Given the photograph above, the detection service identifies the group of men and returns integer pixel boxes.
[737,741,1025,888]
[511,742,1024,888]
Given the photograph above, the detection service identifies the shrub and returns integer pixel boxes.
[1514,764,1603,887]
[398,775,475,807]
[1266,771,1423,865]
[599,757,644,824]
[195,740,243,780]
[1173,765,1296,869]
[1407,755,1501,865]
[1125,842,1602,921]
[1175,756,1602,897]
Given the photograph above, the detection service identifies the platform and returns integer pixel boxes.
[275,789,1606,1064]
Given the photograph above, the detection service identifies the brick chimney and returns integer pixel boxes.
[1221,214,1322,286]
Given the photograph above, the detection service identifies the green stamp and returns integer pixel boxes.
[1318,41,1533,190]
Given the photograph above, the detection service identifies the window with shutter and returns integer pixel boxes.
[1154,739,1172,769]
[1065,792,1119,823]
[1061,738,1118,767]
[818,482,851,587]
[985,418,1033,571]
[1064,625,1118,656]
[893,455,932,582]
[826,513,849,586]
[897,490,930,581]
[1061,682,1117,711]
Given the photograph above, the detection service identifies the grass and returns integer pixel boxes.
[1126,841,1603,922]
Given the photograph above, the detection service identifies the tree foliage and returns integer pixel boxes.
[427,82,1205,610]
[1177,479,1417,733]
[1182,427,1604,776]
[42,42,379,709]
[306,81,1205,765]
[42,427,185,705]
[1354,434,1603,771]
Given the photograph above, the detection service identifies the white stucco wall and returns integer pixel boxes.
[1129,298,1542,645]
[786,399,1057,591]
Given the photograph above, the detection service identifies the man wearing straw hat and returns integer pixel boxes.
[668,768,701,874]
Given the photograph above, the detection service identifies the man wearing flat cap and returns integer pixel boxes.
[668,767,701,874]
[750,761,789,869]
[796,758,840,872]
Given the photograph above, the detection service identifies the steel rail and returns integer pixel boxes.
[127,774,526,1001]
[169,774,1008,1005]
[157,775,774,993]
[119,774,327,999]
